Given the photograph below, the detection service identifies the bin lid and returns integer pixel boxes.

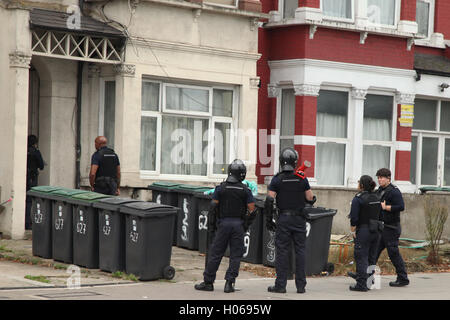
[303,207,337,220]
[120,201,177,218]
[175,184,213,194]
[93,197,140,211]
[64,191,112,207]
[27,186,62,199]
[148,181,181,189]
[30,186,61,193]
[194,192,213,200]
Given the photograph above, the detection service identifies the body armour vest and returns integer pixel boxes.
[275,171,307,211]
[356,192,381,226]
[376,184,399,224]
[96,148,118,180]
[218,181,249,218]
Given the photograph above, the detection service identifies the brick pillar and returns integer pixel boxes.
[298,0,320,8]
[398,0,418,33]
[394,93,415,184]
[293,84,320,181]
[400,0,416,21]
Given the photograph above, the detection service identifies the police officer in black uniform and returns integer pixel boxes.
[348,175,382,292]
[265,147,315,294]
[195,159,256,293]
[374,168,409,287]
[89,136,121,196]
[26,134,45,229]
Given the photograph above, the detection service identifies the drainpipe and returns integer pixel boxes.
[76,61,83,189]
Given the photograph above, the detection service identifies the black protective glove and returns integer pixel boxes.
[264,196,276,231]
[243,208,257,232]
[305,195,317,206]
[208,200,218,233]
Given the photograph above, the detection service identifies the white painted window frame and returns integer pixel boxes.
[366,0,401,28]
[362,91,397,180]
[415,0,435,41]
[315,86,350,187]
[411,99,450,187]
[139,79,237,181]
[320,0,355,23]
[162,83,213,117]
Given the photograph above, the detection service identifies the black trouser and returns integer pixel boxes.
[375,223,408,282]
[204,217,244,283]
[94,177,117,195]
[354,226,380,288]
[275,214,307,290]
[25,175,38,230]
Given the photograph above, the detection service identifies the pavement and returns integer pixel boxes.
[0,238,449,301]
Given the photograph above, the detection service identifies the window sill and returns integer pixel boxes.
[265,11,415,39]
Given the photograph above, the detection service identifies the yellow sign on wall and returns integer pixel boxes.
[399,104,414,127]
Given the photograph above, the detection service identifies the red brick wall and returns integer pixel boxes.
[435,0,450,38]
[294,95,317,136]
[395,151,411,181]
[268,26,414,70]
[298,0,320,8]
[400,0,416,21]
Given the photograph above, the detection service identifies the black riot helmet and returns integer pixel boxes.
[226,159,247,183]
[279,147,298,171]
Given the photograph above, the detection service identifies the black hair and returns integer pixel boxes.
[28,135,38,146]
[359,175,376,192]
[376,168,391,178]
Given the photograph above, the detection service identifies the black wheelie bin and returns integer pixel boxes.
[93,197,140,273]
[174,185,213,250]
[68,191,112,269]
[148,182,181,245]
[27,186,61,259]
[49,188,90,264]
[121,201,178,281]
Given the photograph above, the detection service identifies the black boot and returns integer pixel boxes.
[389,279,409,287]
[194,281,214,291]
[267,285,286,293]
[347,271,357,279]
[349,284,369,292]
[224,280,235,293]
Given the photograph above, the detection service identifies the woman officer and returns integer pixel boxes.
[348,175,383,292]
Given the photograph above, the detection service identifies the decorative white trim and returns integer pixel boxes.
[267,84,281,98]
[294,7,323,23]
[394,180,417,194]
[87,64,101,78]
[398,20,418,34]
[268,59,415,78]
[293,84,320,96]
[294,135,316,146]
[250,76,260,89]
[9,50,32,68]
[396,141,412,152]
[360,32,368,44]
[309,25,318,39]
[395,92,415,105]
[351,88,368,100]
[113,64,136,77]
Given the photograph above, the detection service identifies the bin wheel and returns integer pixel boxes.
[325,262,334,274]
[163,266,175,280]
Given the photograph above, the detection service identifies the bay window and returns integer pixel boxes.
[140,79,236,178]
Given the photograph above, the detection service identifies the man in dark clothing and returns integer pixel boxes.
[265,147,315,294]
[374,168,409,287]
[89,136,121,196]
[194,159,256,293]
[26,134,45,229]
